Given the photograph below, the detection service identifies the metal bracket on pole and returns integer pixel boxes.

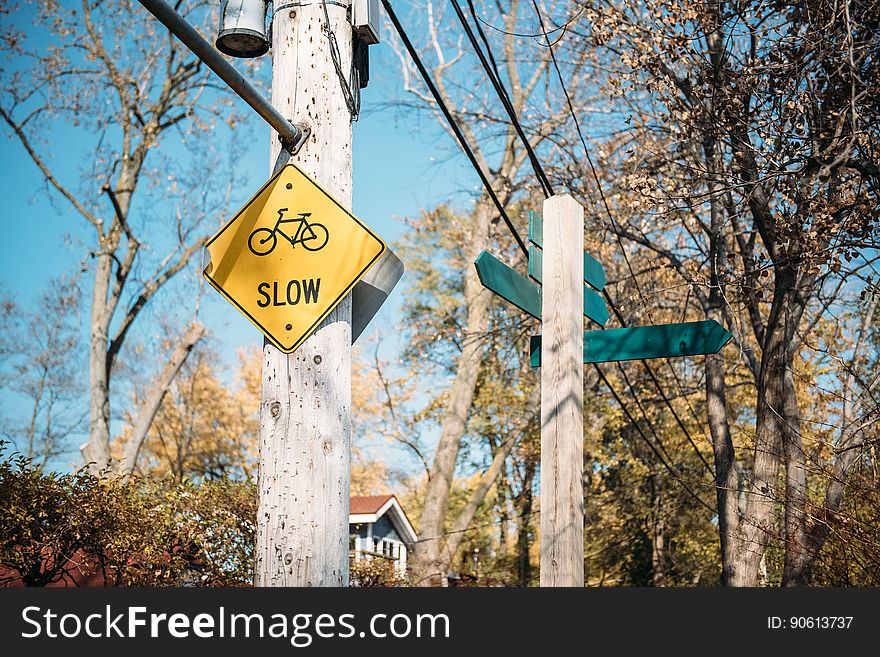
[281,121,311,155]
[137,0,306,153]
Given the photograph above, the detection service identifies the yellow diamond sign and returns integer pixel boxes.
[203,163,386,353]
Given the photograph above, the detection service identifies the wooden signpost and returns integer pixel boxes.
[475,195,733,587]
[536,194,585,587]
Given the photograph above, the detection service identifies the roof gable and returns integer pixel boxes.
[350,494,393,515]
[349,495,418,544]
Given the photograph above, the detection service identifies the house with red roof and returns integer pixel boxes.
[349,494,418,575]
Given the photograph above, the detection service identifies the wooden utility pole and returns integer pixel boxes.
[255,2,353,586]
[539,194,584,587]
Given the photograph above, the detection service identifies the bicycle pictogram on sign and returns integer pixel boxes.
[248,208,329,256]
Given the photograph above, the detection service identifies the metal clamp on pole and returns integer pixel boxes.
[281,121,311,156]
[137,0,309,155]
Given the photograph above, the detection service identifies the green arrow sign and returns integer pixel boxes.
[475,251,541,319]
[475,251,608,326]
[528,212,606,291]
[529,320,733,367]
[478,212,733,368]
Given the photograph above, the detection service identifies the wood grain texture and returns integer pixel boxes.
[255,3,353,587]
[539,194,585,587]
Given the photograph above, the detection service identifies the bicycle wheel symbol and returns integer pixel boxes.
[300,222,329,251]
[248,227,277,256]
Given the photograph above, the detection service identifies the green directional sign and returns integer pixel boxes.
[476,209,733,368]
[528,320,733,367]
[475,251,608,326]
[527,246,608,327]
[528,212,606,291]
[474,251,541,319]
[581,288,608,327]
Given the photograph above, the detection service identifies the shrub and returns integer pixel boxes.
[0,446,255,586]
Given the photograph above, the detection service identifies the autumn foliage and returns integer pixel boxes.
[0,445,256,587]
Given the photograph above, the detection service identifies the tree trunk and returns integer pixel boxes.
[439,384,541,569]
[82,253,113,472]
[517,458,536,587]
[705,334,743,585]
[120,323,205,480]
[782,353,810,586]
[649,474,667,587]
[82,160,137,474]
[733,277,798,585]
[412,201,492,586]
[703,214,743,584]
[700,103,747,585]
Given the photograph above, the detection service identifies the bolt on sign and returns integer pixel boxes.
[203,163,386,353]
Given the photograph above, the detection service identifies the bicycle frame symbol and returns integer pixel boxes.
[248,208,329,256]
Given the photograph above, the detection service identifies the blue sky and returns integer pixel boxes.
[0,47,471,342]
[0,4,479,472]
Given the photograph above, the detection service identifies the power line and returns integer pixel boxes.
[528,0,715,477]
[381,0,528,256]
[593,366,715,512]
[603,294,715,475]
[462,1,712,478]
[319,0,360,119]
[387,2,714,506]
[473,5,585,40]
[465,0,504,90]
[450,0,555,197]
[615,362,679,466]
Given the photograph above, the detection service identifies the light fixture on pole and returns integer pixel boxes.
[216,0,269,58]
